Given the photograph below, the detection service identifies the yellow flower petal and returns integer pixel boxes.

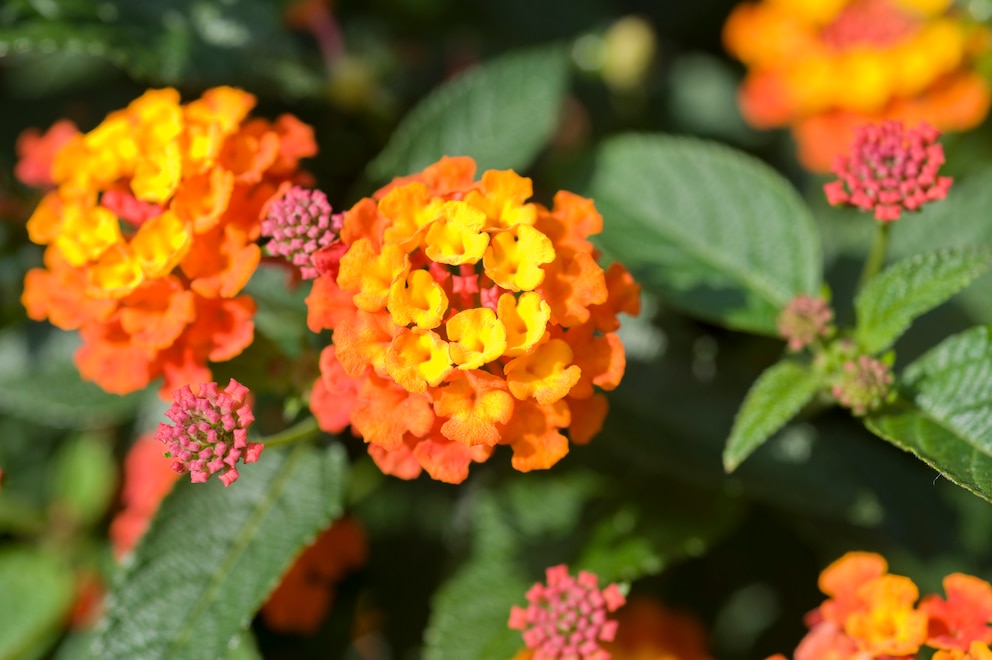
[504,338,581,405]
[424,201,490,265]
[385,328,453,393]
[483,224,555,291]
[130,210,193,278]
[497,292,550,357]
[446,308,507,370]
[388,269,449,329]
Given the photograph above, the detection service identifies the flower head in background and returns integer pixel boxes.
[509,564,626,660]
[21,87,316,397]
[262,185,344,279]
[723,0,990,170]
[824,121,952,221]
[602,597,712,660]
[306,156,640,483]
[156,379,261,486]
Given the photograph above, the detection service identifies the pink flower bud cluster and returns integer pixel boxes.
[777,294,834,352]
[262,186,344,279]
[831,355,894,416]
[509,564,627,660]
[156,379,261,487]
[823,121,952,222]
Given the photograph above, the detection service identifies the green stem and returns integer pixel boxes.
[858,221,891,293]
[258,416,321,447]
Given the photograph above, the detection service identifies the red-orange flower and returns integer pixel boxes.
[920,573,992,650]
[723,0,991,170]
[21,87,315,397]
[307,156,639,483]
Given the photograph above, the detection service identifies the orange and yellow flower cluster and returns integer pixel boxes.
[768,551,992,659]
[307,156,639,483]
[21,87,315,396]
[723,0,991,170]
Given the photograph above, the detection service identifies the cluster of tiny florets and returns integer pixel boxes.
[156,379,261,486]
[777,294,834,352]
[831,355,894,416]
[262,186,344,279]
[823,121,952,222]
[508,564,626,660]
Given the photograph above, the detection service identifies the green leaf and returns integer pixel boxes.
[423,560,530,660]
[723,360,823,472]
[94,443,348,660]
[367,45,569,181]
[866,409,992,502]
[866,326,992,502]
[588,135,821,334]
[0,330,143,428]
[0,548,74,660]
[243,264,310,358]
[51,434,118,527]
[855,247,992,355]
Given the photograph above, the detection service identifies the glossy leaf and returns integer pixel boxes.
[94,443,348,660]
[723,360,823,472]
[866,326,992,502]
[588,135,821,334]
[368,45,569,181]
[0,548,74,660]
[855,247,992,355]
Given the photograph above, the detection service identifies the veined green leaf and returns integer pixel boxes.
[855,246,992,355]
[93,443,348,660]
[588,135,821,335]
[723,360,823,472]
[368,45,569,181]
[423,556,530,660]
[866,326,992,502]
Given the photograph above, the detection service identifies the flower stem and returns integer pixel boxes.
[259,416,321,447]
[858,221,891,293]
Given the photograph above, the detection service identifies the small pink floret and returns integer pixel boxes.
[155,379,259,486]
[508,564,625,659]
[262,186,344,279]
[823,121,952,222]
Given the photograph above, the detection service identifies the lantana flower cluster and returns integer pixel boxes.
[767,551,992,659]
[723,0,991,170]
[21,87,316,396]
[509,564,627,660]
[824,120,952,221]
[156,379,262,487]
[306,156,640,484]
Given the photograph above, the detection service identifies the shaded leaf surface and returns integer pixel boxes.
[0,330,143,428]
[94,443,347,660]
[368,45,568,180]
[423,560,530,660]
[588,135,820,334]
[723,360,823,472]
[866,326,992,502]
[855,247,992,355]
